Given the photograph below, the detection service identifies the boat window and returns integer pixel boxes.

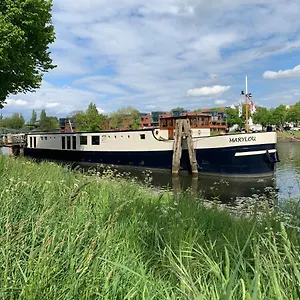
[45,136,48,141]
[41,137,44,140]
[140,134,146,140]
[128,135,130,138]
[80,136,87,145]
[72,136,76,150]
[92,136,100,145]
[33,137,37,148]
[62,136,66,149]
[67,136,71,149]
[30,137,32,148]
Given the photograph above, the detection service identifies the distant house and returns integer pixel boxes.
[151,111,167,127]
[140,113,152,128]
[59,118,76,132]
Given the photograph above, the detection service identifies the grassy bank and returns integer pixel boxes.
[277,131,300,142]
[0,155,300,299]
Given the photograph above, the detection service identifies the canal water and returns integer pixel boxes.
[103,142,300,203]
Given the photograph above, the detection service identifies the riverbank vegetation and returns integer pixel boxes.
[0,155,299,299]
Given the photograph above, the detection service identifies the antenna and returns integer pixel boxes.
[245,76,250,133]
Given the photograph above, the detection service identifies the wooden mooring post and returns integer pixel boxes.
[172,119,198,175]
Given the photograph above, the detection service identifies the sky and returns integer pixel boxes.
[3,0,300,119]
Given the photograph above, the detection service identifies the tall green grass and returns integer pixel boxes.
[0,154,299,299]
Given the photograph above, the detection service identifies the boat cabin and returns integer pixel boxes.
[159,113,227,139]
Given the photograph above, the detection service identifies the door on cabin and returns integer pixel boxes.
[168,128,174,139]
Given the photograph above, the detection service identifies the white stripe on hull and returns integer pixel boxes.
[235,149,277,157]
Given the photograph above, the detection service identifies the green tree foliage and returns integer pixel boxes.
[286,102,300,125]
[252,107,271,127]
[75,103,106,132]
[0,113,25,129]
[109,106,140,130]
[0,0,56,107]
[270,105,287,127]
[30,110,37,125]
[170,107,184,112]
[225,107,243,128]
[38,109,58,132]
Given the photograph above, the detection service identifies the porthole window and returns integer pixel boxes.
[140,134,145,140]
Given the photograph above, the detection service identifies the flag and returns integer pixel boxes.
[238,100,242,117]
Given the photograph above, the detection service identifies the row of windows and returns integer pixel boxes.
[29,133,147,149]
[62,136,77,150]
[78,134,146,146]
[41,136,56,140]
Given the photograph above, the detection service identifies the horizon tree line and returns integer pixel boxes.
[1,102,300,132]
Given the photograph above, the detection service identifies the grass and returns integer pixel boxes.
[277,131,300,138]
[0,154,300,299]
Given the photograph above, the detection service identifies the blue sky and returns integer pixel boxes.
[3,0,300,119]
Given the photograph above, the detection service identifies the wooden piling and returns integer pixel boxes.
[172,119,198,175]
[8,147,13,156]
[183,119,198,175]
[172,120,184,174]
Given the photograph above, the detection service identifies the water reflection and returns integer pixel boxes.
[0,147,8,155]
[116,167,276,203]
[276,142,300,201]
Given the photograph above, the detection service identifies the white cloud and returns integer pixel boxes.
[5,0,300,115]
[187,85,231,97]
[3,81,105,119]
[5,99,29,107]
[263,65,300,79]
[97,107,105,114]
[45,102,60,109]
[214,99,227,105]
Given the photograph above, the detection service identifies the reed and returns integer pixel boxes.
[0,154,299,299]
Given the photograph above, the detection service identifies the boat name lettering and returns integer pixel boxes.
[229,136,256,143]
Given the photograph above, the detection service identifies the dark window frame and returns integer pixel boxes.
[91,135,100,145]
[67,136,71,149]
[80,136,88,145]
[72,136,76,150]
[62,136,66,149]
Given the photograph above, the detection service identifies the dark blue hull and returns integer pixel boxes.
[23,143,279,176]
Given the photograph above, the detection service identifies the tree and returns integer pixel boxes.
[75,102,106,132]
[286,102,300,125]
[271,105,287,127]
[0,0,56,108]
[225,107,243,128]
[38,109,58,131]
[0,113,25,129]
[109,106,140,130]
[170,107,184,112]
[252,107,271,127]
[30,110,37,125]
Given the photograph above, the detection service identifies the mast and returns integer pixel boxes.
[245,76,249,133]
